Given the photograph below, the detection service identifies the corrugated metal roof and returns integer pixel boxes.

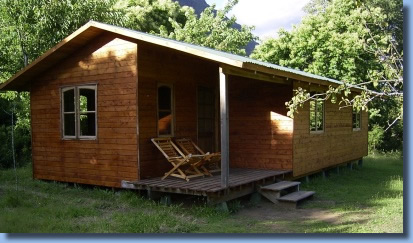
[92,21,344,86]
[0,20,351,91]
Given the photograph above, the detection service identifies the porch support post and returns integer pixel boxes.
[219,67,229,189]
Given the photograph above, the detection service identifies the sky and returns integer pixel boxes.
[205,0,311,41]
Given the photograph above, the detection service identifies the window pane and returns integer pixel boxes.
[310,100,316,131]
[352,112,357,128]
[158,111,172,136]
[310,100,315,112]
[158,86,171,110]
[64,114,75,136]
[63,89,75,112]
[80,113,96,136]
[353,111,361,129]
[310,111,316,131]
[79,88,95,112]
[316,101,324,131]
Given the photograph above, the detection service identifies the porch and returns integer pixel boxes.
[122,168,292,204]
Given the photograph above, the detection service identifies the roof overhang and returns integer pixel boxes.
[0,21,362,92]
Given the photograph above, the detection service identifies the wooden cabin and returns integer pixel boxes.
[0,22,367,202]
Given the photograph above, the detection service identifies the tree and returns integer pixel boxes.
[252,0,403,152]
[160,0,256,55]
[116,0,190,35]
[0,0,125,168]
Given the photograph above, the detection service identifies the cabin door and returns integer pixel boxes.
[197,86,216,153]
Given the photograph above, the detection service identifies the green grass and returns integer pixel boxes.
[301,155,403,209]
[0,154,403,233]
[296,154,404,233]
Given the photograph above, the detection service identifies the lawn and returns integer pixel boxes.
[0,154,403,233]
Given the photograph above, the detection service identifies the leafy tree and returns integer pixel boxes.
[116,0,189,34]
[303,0,330,15]
[252,0,383,84]
[0,0,124,70]
[252,0,403,152]
[160,0,256,55]
[0,0,125,168]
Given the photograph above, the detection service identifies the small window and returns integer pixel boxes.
[157,84,173,137]
[352,108,361,130]
[310,95,324,133]
[61,85,97,139]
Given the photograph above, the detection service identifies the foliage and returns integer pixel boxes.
[160,0,256,55]
[252,0,403,151]
[368,124,384,153]
[0,95,31,169]
[0,125,31,169]
[0,0,124,71]
[252,0,383,83]
[116,0,189,35]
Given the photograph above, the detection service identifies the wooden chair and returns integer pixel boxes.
[151,137,206,181]
[175,138,221,175]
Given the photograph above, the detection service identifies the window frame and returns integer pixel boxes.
[309,95,325,134]
[61,84,98,140]
[352,108,361,131]
[157,83,174,137]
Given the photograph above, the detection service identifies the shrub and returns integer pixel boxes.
[368,124,384,153]
[0,125,31,169]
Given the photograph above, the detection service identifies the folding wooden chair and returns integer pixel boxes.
[151,137,206,181]
[175,138,221,175]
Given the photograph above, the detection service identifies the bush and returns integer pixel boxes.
[368,124,384,153]
[0,125,31,169]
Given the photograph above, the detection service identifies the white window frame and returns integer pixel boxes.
[309,98,325,134]
[157,83,174,137]
[61,84,97,140]
[352,108,361,131]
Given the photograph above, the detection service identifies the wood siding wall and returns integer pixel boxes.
[228,76,294,170]
[137,41,219,179]
[30,32,368,184]
[292,82,368,177]
[31,34,138,187]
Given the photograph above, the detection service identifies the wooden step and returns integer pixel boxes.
[277,191,315,203]
[259,181,301,204]
[261,181,300,192]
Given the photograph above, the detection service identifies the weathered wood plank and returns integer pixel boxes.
[125,169,291,195]
[277,191,315,203]
[260,181,300,192]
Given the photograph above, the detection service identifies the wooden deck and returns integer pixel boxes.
[122,168,292,204]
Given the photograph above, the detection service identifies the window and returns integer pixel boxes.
[61,85,97,139]
[157,84,173,137]
[352,108,361,130]
[310,95,324,133]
